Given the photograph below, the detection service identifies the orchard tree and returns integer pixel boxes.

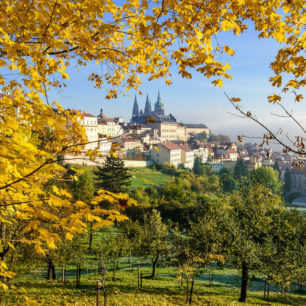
[260,209,306,296]
[0,0,304,287]
[140,210,170,279]
[227,185,283,302]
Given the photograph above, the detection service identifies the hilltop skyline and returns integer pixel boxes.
[41,22,305,143]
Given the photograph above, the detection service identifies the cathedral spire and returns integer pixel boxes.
[154,91,164,115]
[132,95,139,118]
[156,91,162,106]
[144,94,152,116]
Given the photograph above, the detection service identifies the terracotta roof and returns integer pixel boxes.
[82,111,96,117]
[69,109,96,118]
[227,149,237,154]
[179,144,193,152]
[162,142,181,150]
[99,114,115,123]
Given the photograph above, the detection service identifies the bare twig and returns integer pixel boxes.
[225,92,306,157]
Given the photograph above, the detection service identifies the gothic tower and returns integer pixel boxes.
[144,94,152,117]
[154,91,164,116]
[132,95,139,118]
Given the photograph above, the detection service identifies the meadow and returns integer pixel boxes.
[128,167,172,190]
[2,260,305,305]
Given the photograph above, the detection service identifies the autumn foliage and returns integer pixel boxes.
[0,0,305,288]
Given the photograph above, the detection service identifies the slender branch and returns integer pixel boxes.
[153,0,165,35]
[24,0,34,17]
[277,103,306,134]
[43,1,58,38]
[225,92,306,156]
[0,158,55,191]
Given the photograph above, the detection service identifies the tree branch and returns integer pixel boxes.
[225,92,306,157]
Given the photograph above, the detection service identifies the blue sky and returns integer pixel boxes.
[47,23,305,143]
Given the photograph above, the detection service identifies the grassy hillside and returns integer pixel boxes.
[128,167,172,190]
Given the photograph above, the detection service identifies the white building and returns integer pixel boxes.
[179,144,194,169]
[193,147,209,163]
[97,109,123,138]
[150,142,182,168]
[150,142,194,168]
[79,111,98,151]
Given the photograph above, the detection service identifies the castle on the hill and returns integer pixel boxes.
[130,92,176,124]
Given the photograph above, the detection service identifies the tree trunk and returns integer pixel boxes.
[185,277,189,304]
[76,264,81,287]
[129,250,132,270]
[189,278,194,304]
[138,265,140,289]
[239,261,248,302]
[47,261,52,280]
[88,222,94,251]
[51,262,56,280]
[112,260,117,282]
[47,259,56,280]
[151,254,159,279]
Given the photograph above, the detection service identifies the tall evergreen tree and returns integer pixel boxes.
[233,158,248,180]
[95,155,131,193]
[273,160,281,177]
[283,168,292,194]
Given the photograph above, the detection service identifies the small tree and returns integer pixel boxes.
[71,170,95,250]
[227,185,283,302]
[260,209,306,297]
[140,210,170,278]
[95,155,131,193]
[250,167,283,195]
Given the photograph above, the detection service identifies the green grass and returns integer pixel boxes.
[2,264,305,305]
[128,167,172,190]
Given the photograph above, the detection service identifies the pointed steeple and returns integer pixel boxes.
[154,91,164,115]
[132,95,139,118]
[144,94,152,116]
[156,91,162,106]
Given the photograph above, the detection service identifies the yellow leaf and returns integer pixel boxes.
[231,97,241,102]
[66,232,73,240]
[7,242,15,251]
[212,79,223,88]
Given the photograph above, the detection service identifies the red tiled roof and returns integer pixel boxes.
[81,111,95,117]
[179,144,193,152]
[162,142,181,150]
[99,114,115,122]
[227,149,237,154]
[69,109,96,117]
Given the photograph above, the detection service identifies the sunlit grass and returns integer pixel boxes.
[3,264,305,305]
[128,167,172,189]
